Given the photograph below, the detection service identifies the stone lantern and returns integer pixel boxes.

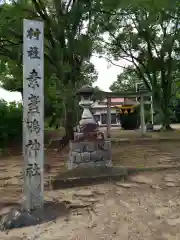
[68,85,112,170]
[76,85,98,139]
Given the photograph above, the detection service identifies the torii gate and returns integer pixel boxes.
[100,90,152,137]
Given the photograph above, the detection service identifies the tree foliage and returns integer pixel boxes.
[1,0,180,134]
[0,0,101,138]
[110,66,139,92]
[97,0,180,129]
[0,100,22,148]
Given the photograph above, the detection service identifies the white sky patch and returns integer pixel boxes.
[0,87,22,102]
[0,56,128,102]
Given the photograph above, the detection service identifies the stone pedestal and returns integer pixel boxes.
[68,140,112,170]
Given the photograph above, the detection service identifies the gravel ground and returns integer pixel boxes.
[1,170,180,240]
[1,141,180,239]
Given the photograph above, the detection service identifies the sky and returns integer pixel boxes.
[91,56,125,91]
[1,56,129,102]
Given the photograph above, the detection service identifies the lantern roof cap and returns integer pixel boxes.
[76,85,94,95]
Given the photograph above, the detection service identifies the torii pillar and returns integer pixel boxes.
[140,95,146,135]
[107,96,111,138]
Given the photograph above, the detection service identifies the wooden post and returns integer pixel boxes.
[107,97,111,138]
[140,95,146,135]
[23,19,44,211]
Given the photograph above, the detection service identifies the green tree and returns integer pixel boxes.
[110,66,139,92]
[0,0,99,139]
[0,100,22,148]
[97,0,180,130]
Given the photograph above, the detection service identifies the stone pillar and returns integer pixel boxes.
[23,19,44,211]
[99,114,102,125]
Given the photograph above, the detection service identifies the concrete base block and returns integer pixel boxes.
[68,140,112,170]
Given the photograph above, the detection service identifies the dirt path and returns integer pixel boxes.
[0,170,180,239]
[1,141,180,239]
[112,141,180,167]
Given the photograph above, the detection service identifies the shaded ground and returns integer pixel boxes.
[1,130,180,239]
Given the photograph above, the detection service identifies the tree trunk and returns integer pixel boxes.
[160,86,173,131]
[65,111,74,140]
[160,123,173,131]
[64,96,79,141]
[159,59,173,131]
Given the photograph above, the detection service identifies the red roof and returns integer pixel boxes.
[102,98,124,103]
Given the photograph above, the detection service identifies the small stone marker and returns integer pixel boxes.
[146,122,153,131]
